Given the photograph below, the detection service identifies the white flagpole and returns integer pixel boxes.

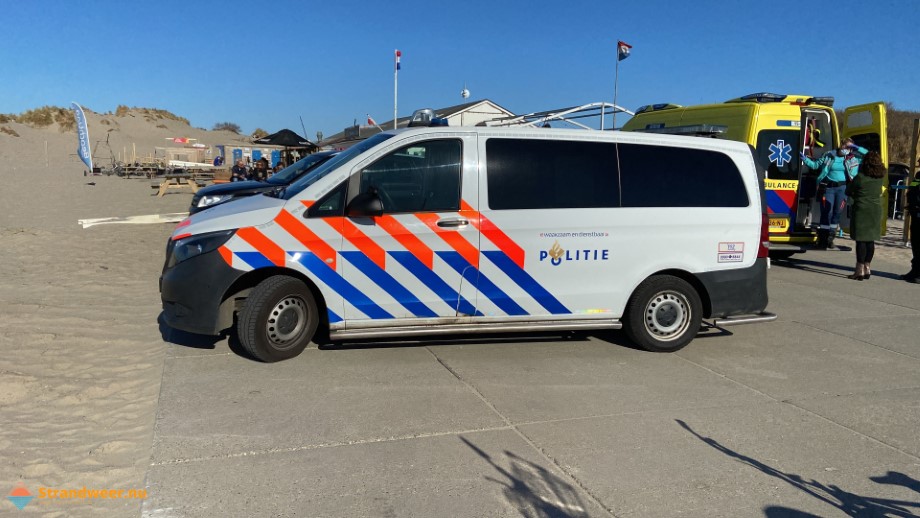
[393,50,398,130]
[613,50,620,130]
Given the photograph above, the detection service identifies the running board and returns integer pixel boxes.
[329,319,622,341]
[710,312,777,327]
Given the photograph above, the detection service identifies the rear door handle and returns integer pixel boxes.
[437,218,469,228]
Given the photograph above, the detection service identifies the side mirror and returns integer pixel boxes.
[346,189,384,217]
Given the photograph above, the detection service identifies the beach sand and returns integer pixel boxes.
[1,153,192,515]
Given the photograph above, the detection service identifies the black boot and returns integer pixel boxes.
[826,232,836,249]
[816,230,829,249]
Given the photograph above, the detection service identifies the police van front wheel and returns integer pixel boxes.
[237,276,319,362]
[624,276,702,353]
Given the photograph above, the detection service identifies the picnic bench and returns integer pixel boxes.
[151,174,201,197]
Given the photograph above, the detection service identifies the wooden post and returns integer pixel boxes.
[906,118,919,245]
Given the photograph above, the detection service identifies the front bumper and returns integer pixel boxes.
[160,248,245,335]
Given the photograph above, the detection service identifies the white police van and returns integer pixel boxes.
[160,126,775,362]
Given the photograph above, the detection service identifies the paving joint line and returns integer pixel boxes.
[675,354,920,462]
[150,425,515,466]
[792,319,920,362]
[140,340,171,515]
[424,346,621,518]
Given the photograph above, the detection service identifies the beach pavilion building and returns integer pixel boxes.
[318,99,514,150]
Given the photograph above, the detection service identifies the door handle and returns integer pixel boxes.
[437,218,469,228]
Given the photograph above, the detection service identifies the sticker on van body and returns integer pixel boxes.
[718,242,744,263]
[768,140,793,168]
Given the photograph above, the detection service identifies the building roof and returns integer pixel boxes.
[318,99,514,150]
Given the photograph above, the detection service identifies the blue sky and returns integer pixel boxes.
[1,0,917,140]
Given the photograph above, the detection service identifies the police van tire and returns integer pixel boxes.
[624,276,702,353]
[237,276,319,362]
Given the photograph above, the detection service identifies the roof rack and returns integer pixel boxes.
[634,123,728,138]
[479,102,634,130]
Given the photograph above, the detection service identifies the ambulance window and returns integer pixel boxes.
[618,144,748,207]
[755,130,800,181]
[307,182,346,218]
[486,138,619,210]
[849,133,880,153]
[359,139,461,213]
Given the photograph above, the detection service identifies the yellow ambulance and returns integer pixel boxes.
[621,93,888,258]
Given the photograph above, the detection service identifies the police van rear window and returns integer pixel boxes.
[485,138,748,209]
[617,143,749,208]
[486,138,620,210]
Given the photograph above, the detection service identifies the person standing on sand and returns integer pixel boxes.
[844,150,885,280]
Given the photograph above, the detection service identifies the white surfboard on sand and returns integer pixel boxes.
[78,212,189,229]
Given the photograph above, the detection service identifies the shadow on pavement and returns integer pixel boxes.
[676,419,920,517]
[157,312,254,359]
[772,258,852,278]
[460,436,589,518]
[321,332,591,351]
[775,257,904,281]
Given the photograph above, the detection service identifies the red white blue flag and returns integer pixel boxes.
[617,41,632,61]
[395,49,402,71]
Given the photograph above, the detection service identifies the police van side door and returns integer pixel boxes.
[842,102,889,235]
[338,134,480,323]
[475,136,618,320]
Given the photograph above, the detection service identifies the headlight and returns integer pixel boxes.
[197,194,234,208]
[166,230,236,268]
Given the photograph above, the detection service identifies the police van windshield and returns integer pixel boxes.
[266,151,337,185]
[756,130,800,181]
[282,134,394,199]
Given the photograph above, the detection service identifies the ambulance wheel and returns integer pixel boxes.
[624,276,702,353]
[238,276,318,362]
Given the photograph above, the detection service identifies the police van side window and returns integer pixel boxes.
[307,182,347,218]
[618,144,749,207]
[486,138,619,210]
[359,139,462,213]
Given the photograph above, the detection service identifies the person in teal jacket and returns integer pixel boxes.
[800,138,867,248]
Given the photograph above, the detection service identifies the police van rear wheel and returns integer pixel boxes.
[238,276,318,362]
[625,276,702,353]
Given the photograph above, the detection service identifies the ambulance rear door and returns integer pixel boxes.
[842,102,888,235]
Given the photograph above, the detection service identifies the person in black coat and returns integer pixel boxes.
[902,170,920,283]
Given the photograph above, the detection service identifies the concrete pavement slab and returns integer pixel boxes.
[518,401,920,517]
[770,254,920,312]
[793,387,920,458]
[152,347,506,463]
[763,276,918,322]
[798,315,920,359]
[425,338,771,424]
[143,429,611,518]
[677,321,920,400]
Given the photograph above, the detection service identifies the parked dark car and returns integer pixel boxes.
[189,151,338,214]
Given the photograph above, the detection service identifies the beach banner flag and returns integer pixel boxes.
[395,49,402,71]
[71,102,93,170]
[617,40,632,61]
